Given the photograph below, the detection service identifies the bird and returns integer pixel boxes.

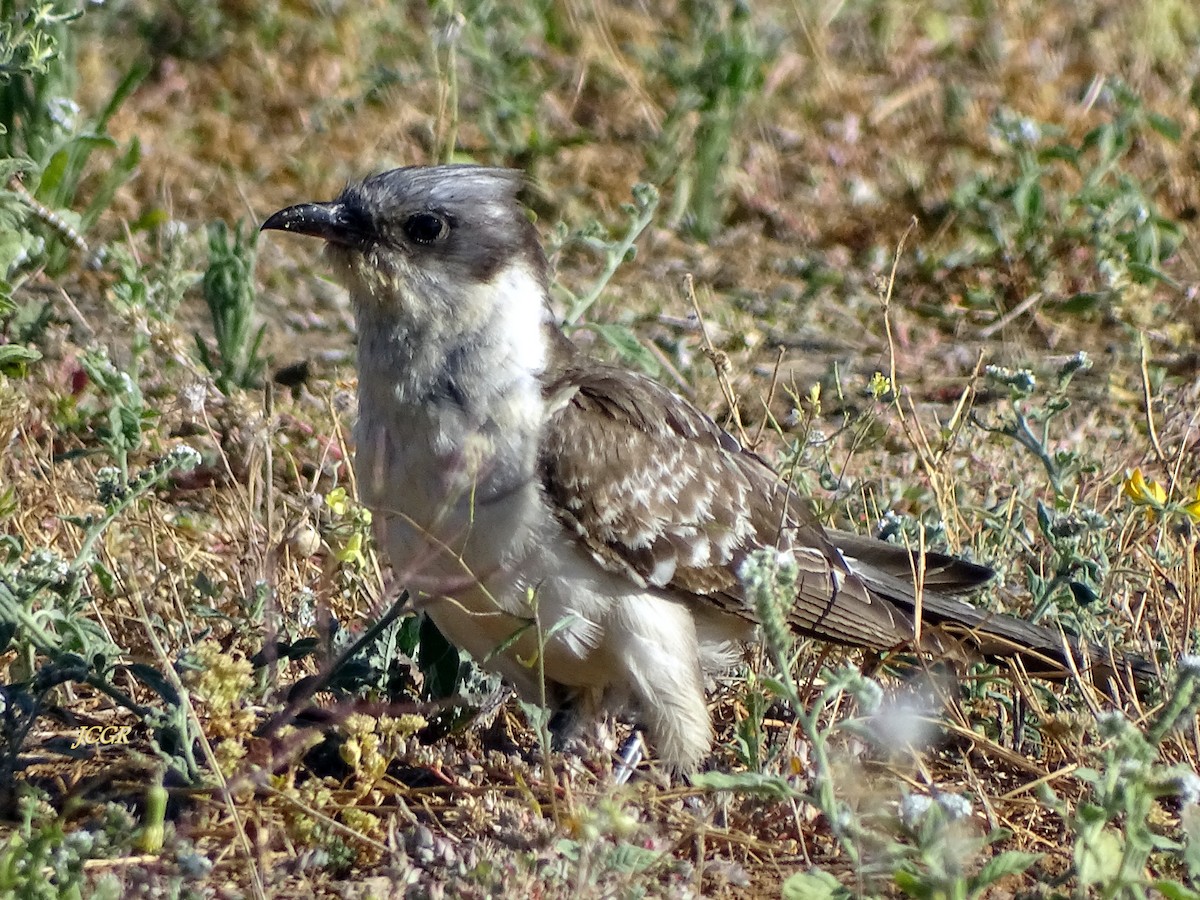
[261,164,1145,773]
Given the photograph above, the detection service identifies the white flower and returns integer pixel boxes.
[1173,771,1200,806]
[167,445,202,470]
[899,793,933,828]
[1178,655,1200,677]
[46,97,80,130]
[936,793,973,820]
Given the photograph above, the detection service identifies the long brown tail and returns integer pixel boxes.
[827,529,1154,686]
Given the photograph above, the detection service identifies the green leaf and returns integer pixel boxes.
[0,343,41,375]
[130,207,170,232]
[1125,261,1176,286]
[759,675,795,701]
[0,620,15,654]
[890,869,924,895]
[36,135,113,206]
[605,841,661,874]
[970,850,1040,891]
[483,619,536,662]
[80,136,140,232]
[582,322,661,376]
[1147,113,1183,142]
[1149,833,1183,852]
[1059,292,1105,315]
[251,637,321,667]
[1076,828,1122,886]
[1153,881,1200,900]
[417,614,461,699]
[1068,580,1098,605]
[691,770,796,800]
[1040,143,1080,166]
[781,869,846,900]
[1181,804,1200,878]
[91,560,115,594]
[1012,178,1044,228]
[95,62,151,132]
[123,663,181,706]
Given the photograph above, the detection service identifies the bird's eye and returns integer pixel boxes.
[403,212,449,245]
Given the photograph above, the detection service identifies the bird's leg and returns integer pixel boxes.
[613,729,645,784]
[547,695,582,751]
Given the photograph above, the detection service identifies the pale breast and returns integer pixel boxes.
[354,390,546,597]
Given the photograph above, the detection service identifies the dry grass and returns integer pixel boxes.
[3,0,1200,896]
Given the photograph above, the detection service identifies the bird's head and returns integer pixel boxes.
[262,165,551,329]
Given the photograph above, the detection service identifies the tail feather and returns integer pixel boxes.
[826,530,1153,687]
[827,528,992,593]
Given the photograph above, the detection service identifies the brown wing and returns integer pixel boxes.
[539,359,1152,686]
[539,361,915,649]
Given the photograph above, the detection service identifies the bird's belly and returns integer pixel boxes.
[355,405,541,594]
[353,403,752,727]
[419,527,626,693]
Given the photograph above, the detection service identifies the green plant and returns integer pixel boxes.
[971,352,1094,496]
[430,0,563,165]
[106,227,197,324]
[0,447,202,794]
[549,181,661,373]
[888,793,1040,899]
[195,219,267,393]
[554,799,662,889]
[647,0,777,239]
[704,549,1040,897]
[75,347,157,483]
[0,336,40,374]
[1040,659,1200,898]
[0,0,145,279]
[968,354,1108,635]
[322,486,460,700]
[731,668,770,770]
[0,788,125,899]
[1021,497,1114,633]
[938,87,1184,319]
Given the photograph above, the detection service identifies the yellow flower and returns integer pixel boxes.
[336,530,366,566]
[326,487,350,516]
[1184,487,1200,523]
[868,371,893,400]
[1123,468,1167,508]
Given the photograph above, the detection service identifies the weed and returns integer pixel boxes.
[196,220,267,393]
[972,352,1094,496]
[0,335,39,374]
[76,348,156,482]
[107,225,197,323]
[550,181,661,372]
[0,788,126,899]
[0,446,202,793]
[937,86,1185,323]
[430,0,563,164]
[0,1,145,277]
[888,793,1040,899]
[717,546,1043,897]
[647,0,778,239]
[1040,662,1200,896]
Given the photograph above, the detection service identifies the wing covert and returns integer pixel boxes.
[538,362,913,648]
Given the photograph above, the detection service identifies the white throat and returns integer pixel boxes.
[354,258,550,412]
[351,257,554,590]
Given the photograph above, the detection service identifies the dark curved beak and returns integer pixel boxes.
[261,202,358,245]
